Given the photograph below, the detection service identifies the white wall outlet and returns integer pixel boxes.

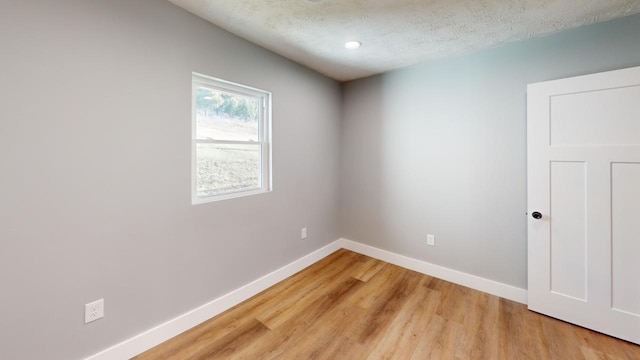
[85,299,104,324]
[301,227,307,240]
[427,234,435,246]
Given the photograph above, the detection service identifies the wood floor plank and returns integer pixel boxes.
[169,318,269,360]
[579,327,640,359]
[314,335,368,360]
[249,249,362,329]
[132,310,243,360]
[497,297,550,359]
[410,315,463,360]
[345,263,397,308]
[367,283,438,360]
[258,278,368,360]
[271,302,368,360]
[435,281,471,324]
[255,264,362,330]
[135,250,640,360]
[581,347,625,360]
[455,290,500,359]
[423,275,447,292]
[540,313,587,360]
[350,257,387,282]
[348,268,422,347]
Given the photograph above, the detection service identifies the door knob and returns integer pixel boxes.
[532,211,542,219]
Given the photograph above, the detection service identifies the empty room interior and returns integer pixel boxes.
[3,1,640,359]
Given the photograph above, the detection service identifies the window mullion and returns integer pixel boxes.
[195,139,262,146]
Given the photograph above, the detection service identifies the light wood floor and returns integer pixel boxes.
[134,249,640,359]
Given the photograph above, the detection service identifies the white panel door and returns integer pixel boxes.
[528,66,640,345]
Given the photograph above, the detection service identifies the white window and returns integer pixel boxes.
[192,73,271,204]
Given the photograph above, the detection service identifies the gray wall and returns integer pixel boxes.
[0,1,341,359]
[340,14,640,289]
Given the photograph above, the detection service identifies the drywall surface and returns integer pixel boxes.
[340,13,640,289]
[0,1,340,359]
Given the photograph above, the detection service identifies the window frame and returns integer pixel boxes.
[191,72,272,204]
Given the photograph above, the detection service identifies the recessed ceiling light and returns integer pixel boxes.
[345,41,361,50]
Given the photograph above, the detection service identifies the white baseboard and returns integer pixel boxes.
[84,240,342,360]
[339,238,528,304]
[85,237,527,359]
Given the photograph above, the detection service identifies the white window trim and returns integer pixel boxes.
[191,72,272,204]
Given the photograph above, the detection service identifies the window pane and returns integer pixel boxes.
[196,86,260,142]
[196,143,260,197]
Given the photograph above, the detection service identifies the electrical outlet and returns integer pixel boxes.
[427,234,435,246]
[85,299,104,324]
[301,227,307,240]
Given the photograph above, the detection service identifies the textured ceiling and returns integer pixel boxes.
[169,0,640,81]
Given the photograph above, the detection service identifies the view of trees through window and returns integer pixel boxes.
[195,86,261,197]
